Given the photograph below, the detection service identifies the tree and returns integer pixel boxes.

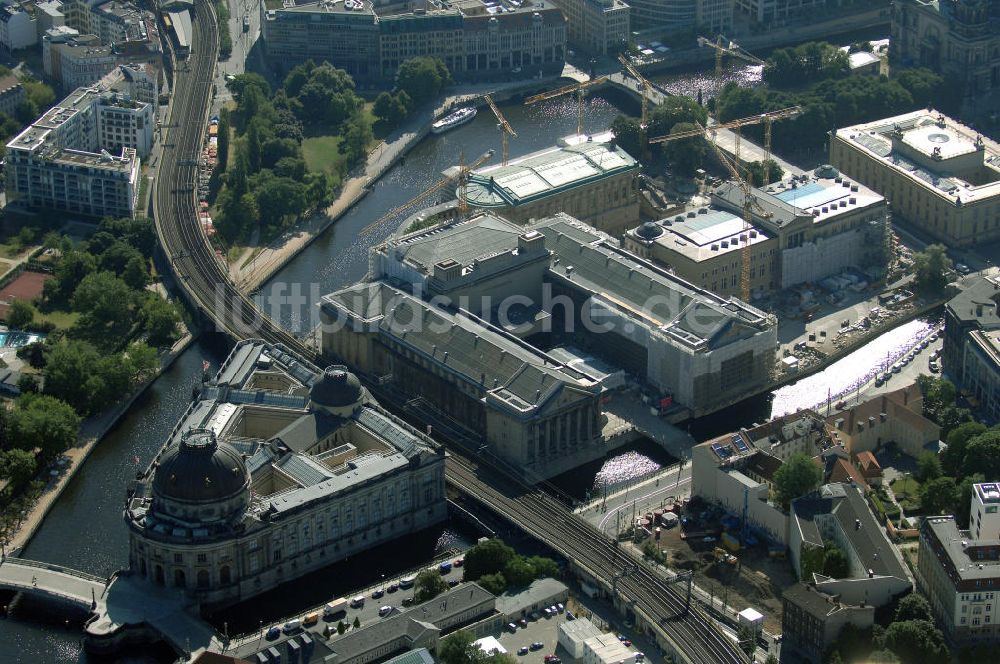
[255,175,309,233]
[122,254,148,290]
[463,538,516,580]
[342,116,374,166]
[611,115,644,159]
[663,122,705,176]
[958,473,986,527]
[502,556,535,588]
[217,110,231,172]
[0,448,37,488]
[8,393,81,459]
[822,546,850,579]
[881,619,947,663]
[478,572,507,596]
[746,159,783,186]
[916,451,942,482]
[373,91,409,127]
[527,555,559,579]
[336,620,346,635]
[916,374,956,423]
[414,569,449,603]
[911,244,951,294]
[17,373,39,393]
[647,96,707,142]
[396,57,451,108]
[937,404,973,439]
[895,593,933,623]
[43,340,121,415]
[773,452,822,509]
[139,295,181,347]
[943,421,986,476]
[97,217,157,257]
[439,630,478,664]
[352,616,360,629]
[124,342,159,383]
[70,271,134,347]
[49,250,97,302]
[6,299,34,330]
[961,430,1000,479]
[920,476,959,515]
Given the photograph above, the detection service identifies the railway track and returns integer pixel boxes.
[150,5,747,663]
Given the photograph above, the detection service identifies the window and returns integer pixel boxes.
[197,553,207,564]
[173,553,183,563]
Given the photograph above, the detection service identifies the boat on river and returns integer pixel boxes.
[431,107,477,134]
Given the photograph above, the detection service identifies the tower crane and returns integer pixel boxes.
[653,112,798,301]
[359,150,494,238]
[697,35,764,101]
[648,106,799,184]
[617,54,654,127]
[524,76,609,137]
[484,94,516,166]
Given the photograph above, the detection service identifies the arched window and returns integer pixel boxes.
[197,570,210,589]
[174,569,186,588]
[140,560,147,577]
[220,566,231,585]
[155,565,164,586]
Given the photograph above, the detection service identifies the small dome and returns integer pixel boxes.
[815,164,839,179]
[636,222,664,240]
[310,366,364,409]
[152,429,248,504]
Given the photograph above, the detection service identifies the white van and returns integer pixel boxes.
[399,575,416,589]
[282,619,302,634]
[350,595,365,608]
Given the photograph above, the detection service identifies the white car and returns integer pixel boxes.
[378,605,393,617]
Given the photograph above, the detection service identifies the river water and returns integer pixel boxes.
[0,55,901,663]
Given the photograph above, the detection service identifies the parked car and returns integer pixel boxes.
[956,262,972,274]
[378,606,394,617]
[454,557,464,567]
[372,589,384,599]
[556,603,564,613]
[507,622,519,633]
[282,619,302,634]
[518,647,529,656]
[387,583,399,593]
[530,642,544,651]
[518,618,528,628]
[402,597,414,607]
[266,626,281,640]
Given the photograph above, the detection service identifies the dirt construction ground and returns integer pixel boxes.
[656,526,796,633]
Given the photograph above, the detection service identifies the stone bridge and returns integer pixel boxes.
[0,557,106,610]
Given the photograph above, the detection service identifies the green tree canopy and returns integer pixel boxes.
[8,393,81,459]
[610,115,644,158]
[920,476,959,515]
[439,629,514,664]
[43,340,130,415]
[961,430,1000,479]
[414,569,449,603]
[917,375,957,423]
[911,244,951,294]
[0,448,38,487]
[746,160,783,187]
[70,271,135,347]
[882,619,948,663]
[822,546,850,579]
[502,556,536,588]
[943,421,986,476]
[663,122,705,176]
[6,299,34,330]
[396,57,451,108]
[373,91,410,127]
[773,452,822,509]
[139,294,181,347]
[762,41,849,87]
[463,539,516,580]
[478,572,507,596]
[916,451,942,482]
[894,593,933,623]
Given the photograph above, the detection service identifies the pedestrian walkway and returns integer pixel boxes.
[0,557,105,609]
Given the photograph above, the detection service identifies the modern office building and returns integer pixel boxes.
[548,0,628,55]
[734,0,824,24]
[463,135,640,236]
[261,0,566,82]
[891,0,1000,98]
[626,0,695,31]
[626,166,888,299]
[696,0,732,35]
[830,110,1000,248]
[919,504,1000,646]
[124,340,447,609]
[944,275,1000,424]
[6,82,153,218]
[322,213,776,476]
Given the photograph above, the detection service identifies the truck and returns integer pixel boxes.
[324,597,348,618]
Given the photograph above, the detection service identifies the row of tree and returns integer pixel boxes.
[461,538,560,596]
[611,96,709,176]
[372,57,452,130]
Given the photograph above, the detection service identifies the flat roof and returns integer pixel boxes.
[834,109,1000,204]
[633,208,771,262]
[975,482,1000,505]
[382,213,527,275]
[923,516,1000,584]
[464,140,637,208]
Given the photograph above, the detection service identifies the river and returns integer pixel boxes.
[0,52,900,663]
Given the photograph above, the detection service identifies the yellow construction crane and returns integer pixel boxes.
[648,106,799,185]
[654,118,785,302]
[360,151,494,237]
[524,76,609,137]
[485,94,516,166]
[617,54,654,127]
[697,36,764,101]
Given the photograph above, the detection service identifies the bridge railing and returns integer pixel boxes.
[2,557,107,585]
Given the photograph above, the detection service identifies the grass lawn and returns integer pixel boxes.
[891,476,922,512]
[32,309,79,331]
[301,134,349,178]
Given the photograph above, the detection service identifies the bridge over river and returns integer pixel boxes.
[0,557,105,610]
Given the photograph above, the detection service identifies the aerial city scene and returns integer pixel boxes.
[0,0,998,660]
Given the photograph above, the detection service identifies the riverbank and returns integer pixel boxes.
[228,75,569,292]
[5,332,195,556]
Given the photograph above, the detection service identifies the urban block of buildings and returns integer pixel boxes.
[0,73,25,117]
[825,383,940,459]
[918,483,1000,646]
[321,212,776,477]
[830,110,1000,248]
[5,76,155,218]
[124,340,447,608]
[626,165,889,299]
[0,1,37,50]
[261,0,567,83]
[944,274,1000,424]
[546,0,627,55]
[462,135,640,236]
[558,617,637,664]
[892,0,1000,98]
[784,483,913,663]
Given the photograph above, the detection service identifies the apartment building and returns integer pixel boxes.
[944,275,1000,424]
[830,110,1000,248]
[782,582,875,664]
[0,74,25,117]
[97,62,158,104]
[919,497,1000,646]
[5,83,152,218]
[262,0,566,82]
[0,1,37,50]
